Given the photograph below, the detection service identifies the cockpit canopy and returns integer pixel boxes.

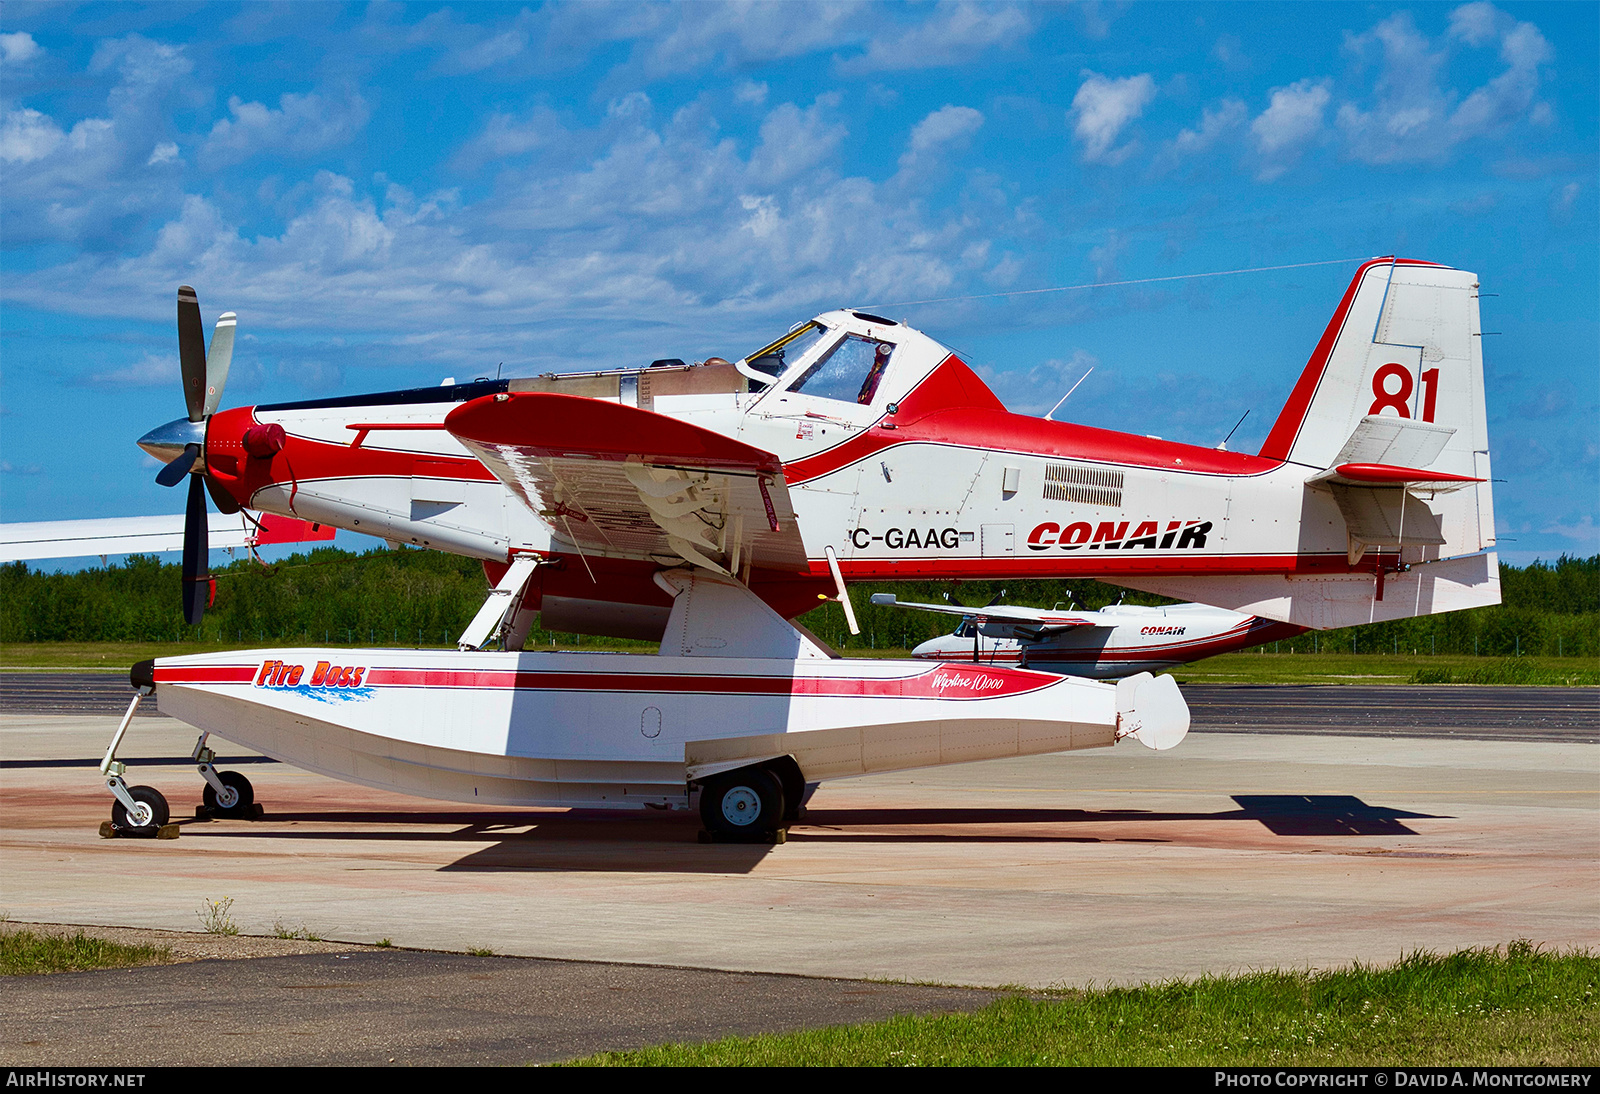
[738,309,932,411]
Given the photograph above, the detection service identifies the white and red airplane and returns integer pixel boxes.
[873,593,1305,679]
[97,257,1498,840]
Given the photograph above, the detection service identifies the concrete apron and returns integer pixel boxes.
[2,712,1596,989]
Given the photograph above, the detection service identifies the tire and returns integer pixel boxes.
[112,785,170,835]
[700,768,785,841]
[202,771,255,817]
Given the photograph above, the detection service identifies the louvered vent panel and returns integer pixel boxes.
[1042,463,1124,507]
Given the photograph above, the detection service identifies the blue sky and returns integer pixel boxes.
[2,1,1595,566]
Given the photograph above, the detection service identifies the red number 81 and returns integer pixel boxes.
[1369,363,1439,422]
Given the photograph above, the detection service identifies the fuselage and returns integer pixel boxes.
[186,307,1423,627]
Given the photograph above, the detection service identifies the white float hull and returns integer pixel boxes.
[151,648,1134,810]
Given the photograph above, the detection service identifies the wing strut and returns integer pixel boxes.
[458,556,541,651]
[823,546,860,636]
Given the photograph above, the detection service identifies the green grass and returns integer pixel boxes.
[1171,652,1598,686]
[565,942,1598,1067]
[0,927,171,975]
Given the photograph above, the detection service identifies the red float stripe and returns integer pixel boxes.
[151,661,1059,700]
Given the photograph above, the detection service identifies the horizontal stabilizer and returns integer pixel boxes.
[1331,414,1455,470]
[1311,463,1486,491]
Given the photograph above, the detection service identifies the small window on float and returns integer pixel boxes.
[787,334,896,405]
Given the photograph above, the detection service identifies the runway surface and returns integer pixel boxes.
[2,678,1596,1064]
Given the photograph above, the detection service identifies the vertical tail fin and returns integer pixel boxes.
[1260,257,1495,560]
[1118,259,1500,630]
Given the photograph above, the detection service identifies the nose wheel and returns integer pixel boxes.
[201,769,255,817]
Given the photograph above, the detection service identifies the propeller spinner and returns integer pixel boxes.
[136,286,239,626]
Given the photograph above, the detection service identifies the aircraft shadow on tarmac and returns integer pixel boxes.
[170,794,1445,874]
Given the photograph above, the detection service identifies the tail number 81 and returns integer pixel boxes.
[1370,363,1439,422]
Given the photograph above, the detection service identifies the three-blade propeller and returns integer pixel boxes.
[152,286,238,626]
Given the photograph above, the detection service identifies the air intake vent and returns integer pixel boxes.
[1043,463,1124,507]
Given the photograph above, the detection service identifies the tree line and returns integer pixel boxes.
[1,549,1595,657]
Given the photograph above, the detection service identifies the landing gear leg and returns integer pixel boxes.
[193,733,260,819]
[98,687,177,839]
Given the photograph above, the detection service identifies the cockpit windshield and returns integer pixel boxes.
[787,334,896,405]
[741,322,829,385]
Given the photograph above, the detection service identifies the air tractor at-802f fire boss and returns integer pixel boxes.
[101,257,1497,841]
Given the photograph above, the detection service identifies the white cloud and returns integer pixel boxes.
[1164,98,1246,160]
[897,104,984,172]
[1251,78,1330,179]
[0,31,41,64]
[200,90,371,169]
[1337,6,1553,164]
[840,1,1030,73]
[10,97,1003,378]
[749,96,848,186]
[147,140,179,166]
[1448,2,1500,47]
[85,353,179,387]
[735,80,769,106]
[1,108,64,164]
[1540,514,1599,550]
[1,36,194,244]
[453,107,565,171]
[1070,72,1156,165]
[632,1,867,74]
[1088,229,1125,280]
[907,104,984,155]
[1448,14,1551,140]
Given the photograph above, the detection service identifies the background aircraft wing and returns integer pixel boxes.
[446,392,809,575]
[0,512,333,562]
[869,594,1104,631]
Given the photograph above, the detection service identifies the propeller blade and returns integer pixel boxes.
[205,473,241,515]
[177,285,207,423]
[182,473,209,626]
[155,443,200,487]
[203,312,235,418]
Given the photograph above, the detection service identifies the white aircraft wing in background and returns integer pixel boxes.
[0,512,334,563]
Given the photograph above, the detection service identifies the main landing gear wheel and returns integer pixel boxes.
[202,771,254,817]
[700,768,785,843]
[111,785,170,836]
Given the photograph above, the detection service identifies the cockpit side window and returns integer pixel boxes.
[741,323,829,391]
[787,334,896,405]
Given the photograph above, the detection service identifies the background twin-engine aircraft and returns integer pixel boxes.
[875,593,1306,679]
[126,256,1499,652]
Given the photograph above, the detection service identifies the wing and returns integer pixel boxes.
[446,393,809,575]
[869,594,1101,632]
[0,512,333,562]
